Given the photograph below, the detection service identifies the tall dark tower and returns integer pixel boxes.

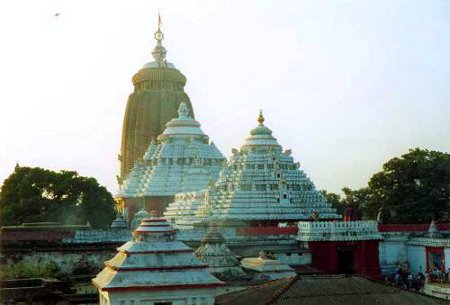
[119,18,194,181]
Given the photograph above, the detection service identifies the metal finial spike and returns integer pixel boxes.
[257,109,265,125]
[152,12,166,66]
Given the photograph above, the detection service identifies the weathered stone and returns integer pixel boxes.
[119,26,195,179]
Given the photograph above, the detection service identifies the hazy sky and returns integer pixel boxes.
[0,0,449,194]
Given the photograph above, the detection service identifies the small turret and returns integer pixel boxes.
[427,220,443,238]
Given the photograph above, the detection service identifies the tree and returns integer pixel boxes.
[0,165,116,228]
[321,188,367,219]
[366,148,450,223]
[321,190,344,215]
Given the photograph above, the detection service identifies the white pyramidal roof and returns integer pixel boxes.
[240,252,296,281]
[92,217,223,291]
[118,102,225,198]
[165,111,341,225]
[194,226,247,280]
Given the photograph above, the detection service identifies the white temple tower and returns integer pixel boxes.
[166,111,340,229]
[117,102,226,219]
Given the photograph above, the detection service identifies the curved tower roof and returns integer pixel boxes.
[119,19,195,180]
[118,102,225,198]
[167,111,341,226]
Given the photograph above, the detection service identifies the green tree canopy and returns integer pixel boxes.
[0,165,116,229]
[321,188,368,219]
[366,148,450,223]
[322,148,450,224]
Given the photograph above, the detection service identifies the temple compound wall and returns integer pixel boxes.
[378,224,450,275]
[3,252,114,275]
[378,232,409,274]
[1,226,131,274]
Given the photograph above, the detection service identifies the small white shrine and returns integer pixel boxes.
[92,216,223,305]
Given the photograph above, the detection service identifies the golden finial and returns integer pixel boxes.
[257,109,265,125]
[154,11,164,41]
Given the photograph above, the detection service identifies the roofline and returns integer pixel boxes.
[95,283,224,292]
[118,249,192,255]
[105,264,209,272]
[265,274,448,304]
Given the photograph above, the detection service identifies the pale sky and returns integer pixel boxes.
[0,0,449,194]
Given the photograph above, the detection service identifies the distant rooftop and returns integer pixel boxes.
[216,275,448,305]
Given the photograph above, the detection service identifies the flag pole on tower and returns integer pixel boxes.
[158,10,162,30]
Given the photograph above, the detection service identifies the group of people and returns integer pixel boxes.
[384,263,450,291]
[429,266,450,282]
[384,263,425,291]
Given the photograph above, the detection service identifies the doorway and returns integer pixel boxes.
[337,248,355,274]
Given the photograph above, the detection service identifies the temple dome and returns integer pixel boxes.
[118,102,225,200]
[158,102,207,141]
[242,111,280,150]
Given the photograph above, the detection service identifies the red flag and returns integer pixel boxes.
[158,11,162,29]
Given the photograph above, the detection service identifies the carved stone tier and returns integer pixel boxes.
[166,111,340,228]
[297,221,383,242]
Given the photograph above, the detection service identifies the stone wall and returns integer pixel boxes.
[378,232,409,274]
[62,229,130,243]
[1,228,131,276]
[3,251,115,275]
[406,244,427,274]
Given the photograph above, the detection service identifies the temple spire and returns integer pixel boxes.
[152,12,167,66]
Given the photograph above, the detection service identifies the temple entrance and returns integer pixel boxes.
[429,252,443,270]
[337,248,355,274]
[426,246,445,272]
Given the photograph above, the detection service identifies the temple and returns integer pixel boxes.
[119,18,195,180]
[165,111,340,229]
[117,102,225,219]
[162,112,341,265]
[92,216,223,305]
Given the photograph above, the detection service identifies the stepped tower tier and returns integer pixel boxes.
[194,225,247,280]
[166,111,341,229]
[119,20,194,180]
[92,216,223,305]
[117,102,226,218]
